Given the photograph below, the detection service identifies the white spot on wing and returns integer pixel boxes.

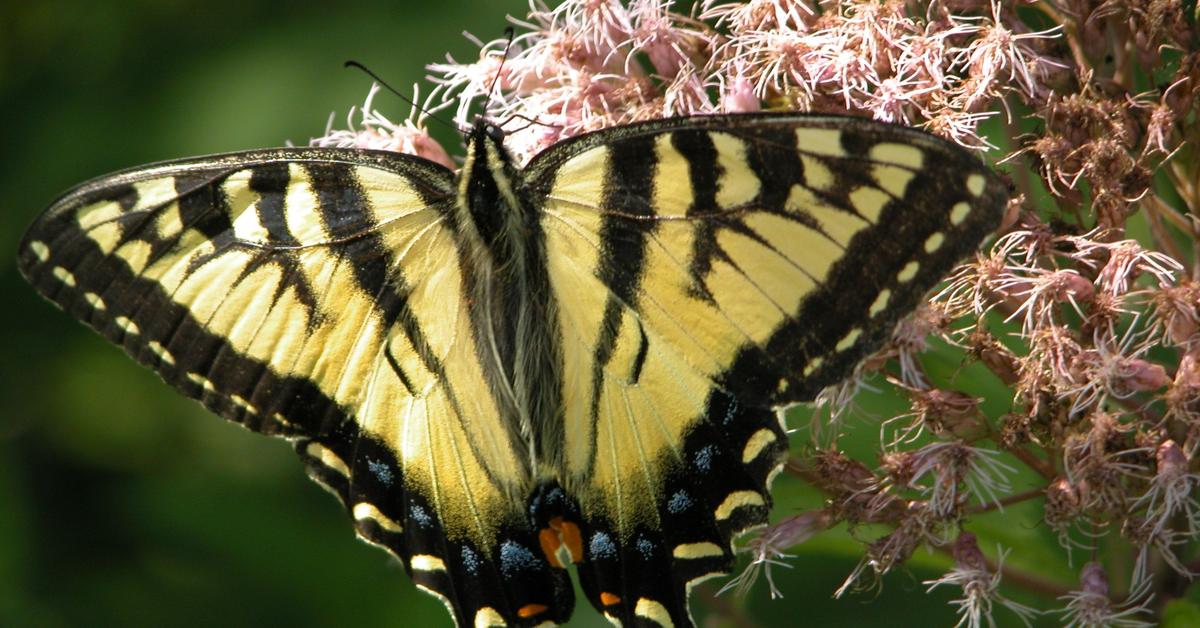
[802,356,823,377]
[672,542,725,560]
[353,502,404,533]
[741,428,778,463]
[474,607,506,628]
[115,316,140,336]
[765,461,786,492]
[634,598,674,627]
[90,222,125,254]
[304,441,351,478]
[29,240,49,263]
[411,554,447,573]
[147,340,176,366]
[967,173,987,197]
[52,266,76,287]
[869,289,891,316]
[186,372,216,392]
[714,490,765,520]
[135,178,182,214]
[924,232,945,253]
[950,201,971,225]
[230,394,257,414]
[835,328,861,352]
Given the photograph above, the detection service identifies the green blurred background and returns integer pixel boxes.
[0,2,1072,626]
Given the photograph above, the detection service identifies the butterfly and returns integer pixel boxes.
[18,112,1005,627]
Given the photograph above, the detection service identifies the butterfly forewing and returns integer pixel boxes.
[530,114,1006,407]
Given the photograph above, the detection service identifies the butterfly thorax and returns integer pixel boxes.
[453,121,565,482]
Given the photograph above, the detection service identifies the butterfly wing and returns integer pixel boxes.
[525,114,1007,625]
[18,148,572,627]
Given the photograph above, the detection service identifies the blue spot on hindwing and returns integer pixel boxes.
[410,504,433,528]
[667,490,693,514]
[636,536,655,560]
[461,545,481,575]
[724,398,739,425]
[499,541,542,577]
[366,457,394,486]
[694,445,717,473]
[589,532,617,560]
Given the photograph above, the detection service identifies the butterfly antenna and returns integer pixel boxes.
[499,112,562,134]
[343,60,460,133]
[483,27,516,117]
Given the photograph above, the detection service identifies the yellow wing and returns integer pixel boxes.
[18,148,572,627]
[525,114,1007,626]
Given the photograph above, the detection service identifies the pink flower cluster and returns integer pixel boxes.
[317,0,1066,162]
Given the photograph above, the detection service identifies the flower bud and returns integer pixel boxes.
[1123,359,1170,393]
[1044,477,1081,529]
[1156,439,1188,480]
[722,74,761,113]
[952,531,988,573]
[1079,561,1109,597]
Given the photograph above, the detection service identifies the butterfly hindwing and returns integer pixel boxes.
[527,114,1006,624]
[18,148,572,627]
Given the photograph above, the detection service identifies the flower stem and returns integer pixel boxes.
[931,542,1074,599]
[988,554,1076,599]
[1004,444,1058,481]
[967,486,1047,514]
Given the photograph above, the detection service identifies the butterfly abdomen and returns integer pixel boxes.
[453,122,568,477]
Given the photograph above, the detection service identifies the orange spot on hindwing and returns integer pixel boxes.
[518,603,548,618]
[557,518,583,563]
[538,527,565,569]
[538,517,584,569]
[600,591,622,606]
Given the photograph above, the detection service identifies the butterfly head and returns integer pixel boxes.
[458,117,522,229]
[465,116,518,174]
[478,117,506,143]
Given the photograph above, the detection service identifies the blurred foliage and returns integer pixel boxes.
[1164,597,1200,628]
[0,2,1071,627]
